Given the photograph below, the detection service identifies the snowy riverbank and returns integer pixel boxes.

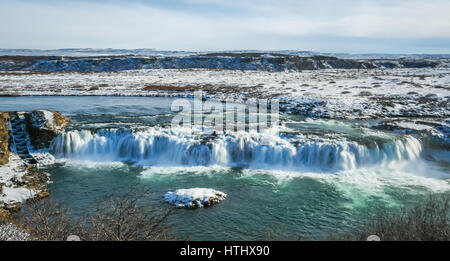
[0,68,448,119]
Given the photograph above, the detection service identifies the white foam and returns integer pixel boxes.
[50,128,423,172]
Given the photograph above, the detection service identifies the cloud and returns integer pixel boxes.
[0,0,449,53]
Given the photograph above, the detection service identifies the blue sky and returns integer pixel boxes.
[1,0,450,53]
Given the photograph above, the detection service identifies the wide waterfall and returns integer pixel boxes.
[49,128,423,171]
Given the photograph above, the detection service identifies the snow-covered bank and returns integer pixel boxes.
[164,188,227,208]
[0,68,448,119]
[0,154,39,209]
[0,110,70,212]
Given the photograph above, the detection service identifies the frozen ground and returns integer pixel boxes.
[0,68,448,119]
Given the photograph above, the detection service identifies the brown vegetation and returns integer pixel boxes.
[143,84,199,91]
[334,195,450,241]
[0,112,10,165]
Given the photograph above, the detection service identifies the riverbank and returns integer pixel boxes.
[0,110,69,216]
[0,68,448,119]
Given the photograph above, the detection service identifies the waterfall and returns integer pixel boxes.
[50,128,423,171]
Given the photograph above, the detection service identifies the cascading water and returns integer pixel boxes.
[50,128,423,171]
[4,96,445,241]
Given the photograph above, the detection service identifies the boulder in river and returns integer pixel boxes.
[164,188,227,209]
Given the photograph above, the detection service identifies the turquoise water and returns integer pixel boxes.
[1,96,449,240]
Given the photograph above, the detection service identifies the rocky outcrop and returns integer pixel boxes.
[0,110,69,215]
[0,54,448,72]
[164,188,227,209]
[0,113,10,165]
[24,111,70,150]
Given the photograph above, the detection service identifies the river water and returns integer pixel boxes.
[1,96,449,240]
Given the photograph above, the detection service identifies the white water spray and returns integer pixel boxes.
[50,128,423,171]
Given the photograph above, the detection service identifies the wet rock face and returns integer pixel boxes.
[0,113,10,165]
[24,111,70,150]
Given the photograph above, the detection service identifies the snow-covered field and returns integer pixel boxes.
[1,68,448,118]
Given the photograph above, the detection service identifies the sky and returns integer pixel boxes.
[0,0,450,53]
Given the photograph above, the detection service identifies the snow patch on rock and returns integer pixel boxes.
[164,188,227,208]
[0,154,38,207]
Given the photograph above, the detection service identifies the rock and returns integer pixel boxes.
[67,235,81,241]
[359,91,373,96]
[164,188,227,209]
[0,54,445,73]
[0,112,10,165]
[0,208,9,220]
[0,110,69,214]
[24,110,70,150]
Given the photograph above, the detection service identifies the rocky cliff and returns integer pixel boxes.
[0,53,448,72]
[24,111,70,150]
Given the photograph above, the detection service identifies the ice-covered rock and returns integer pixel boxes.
[164,188,227,208]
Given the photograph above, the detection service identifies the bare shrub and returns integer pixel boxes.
[13,189,172,241]
[358,91,373,96]
[14,198,73,241]
[334,195,450,241]
[78,189,171,241]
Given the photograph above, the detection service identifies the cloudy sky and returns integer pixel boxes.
[1,0,450,53]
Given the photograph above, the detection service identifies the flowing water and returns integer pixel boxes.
[1,96,449,240]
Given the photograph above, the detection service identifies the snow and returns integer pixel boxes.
[0,154,38,207]
[0,154,25,185]
[30,152,55,166]
[0,186,36,205]
[0,68,448,119]
[164,188,227,208]
[41,110,55,128]
[395,121,435,131]
[0,223,30,241]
